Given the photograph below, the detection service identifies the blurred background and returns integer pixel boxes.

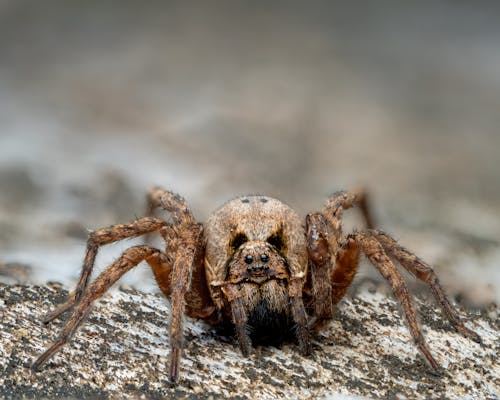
[0,1,499,305]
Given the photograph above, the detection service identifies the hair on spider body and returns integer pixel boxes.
[246,298,295,347]
[33,188,481,384]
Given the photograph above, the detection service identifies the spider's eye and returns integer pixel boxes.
[245,254,253,264]
[231,232,248,250]
[260,253,269,262]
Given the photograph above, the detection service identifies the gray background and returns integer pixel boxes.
[1,1,499,305]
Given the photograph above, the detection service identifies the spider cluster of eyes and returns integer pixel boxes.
[244,253,270,272]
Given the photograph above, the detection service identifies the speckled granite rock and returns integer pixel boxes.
[0,284,498,399]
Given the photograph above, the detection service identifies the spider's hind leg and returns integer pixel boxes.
[371,229,481,343]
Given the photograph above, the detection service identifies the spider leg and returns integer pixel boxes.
[147,187,195,226]
[167,223,204,383]
[355,232,441,370]
[289,279,312,355]
[318,188,375,304]
[306,213,334,329]
[315,190,477,369]
[370,229,481,343]
[331,235,361,305]
[221,284,252,356]
[323,188,375,235]
[43,217,168,324]
[144,187,196,246]
[307,238,362,333]
[144,189,206,382]
[307,188,373,286]
[305,206,361,330]
[32,245,168,371]
[306,217,360,329]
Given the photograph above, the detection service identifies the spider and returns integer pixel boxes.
[32,187,480,383]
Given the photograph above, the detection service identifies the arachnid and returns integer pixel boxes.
[33,188,480,383]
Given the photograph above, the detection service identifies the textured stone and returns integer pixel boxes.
[0,284,498,399]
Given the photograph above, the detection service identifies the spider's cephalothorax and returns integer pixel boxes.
[205,196,307,350]
[33,188,481,384]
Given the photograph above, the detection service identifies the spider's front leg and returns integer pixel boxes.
[306,212,363,328]
[305,188,371,328]
[306,213,336,328]
[144,187,216,381]
[167,222,205,382]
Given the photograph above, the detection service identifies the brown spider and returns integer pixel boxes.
[32,187,480,383]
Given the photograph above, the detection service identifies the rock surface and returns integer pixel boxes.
[0,284,498,399]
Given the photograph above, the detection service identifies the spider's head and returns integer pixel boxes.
[226,240,289,285]
[224,239,293,346]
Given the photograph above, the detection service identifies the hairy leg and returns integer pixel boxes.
[304,188,373,317]
[323,188,375,238]
[221,284,252,356]
[331,235,361,305]
[44,217,168,323]
[32,245,168,371]
[146,189,205,382]
[144,187,197,248]
[306,212,360,329]
[144,188,208,382]
[370,229,481,343]
[306,213,334,328]
[39,187,207,383]
[287,279,312,355]
[167,222,204,382]
[355,232,440,370]
[146,187,195,226]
